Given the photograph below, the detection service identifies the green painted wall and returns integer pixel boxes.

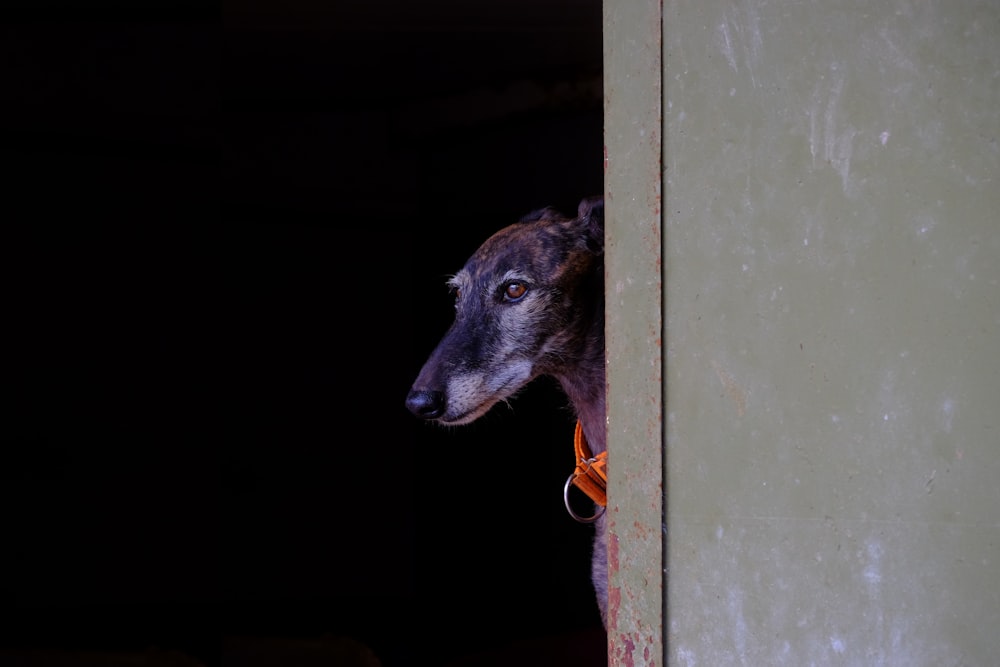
[660,1,1000,664]
[604,0,664,662]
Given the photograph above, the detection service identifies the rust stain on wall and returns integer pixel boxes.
[711,358,747,416]
[610,630,658,667]
[607,524,621,629]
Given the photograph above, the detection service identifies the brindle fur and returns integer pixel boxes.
[405,197,608,627]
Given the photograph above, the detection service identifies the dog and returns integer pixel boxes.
[405,196,608,627]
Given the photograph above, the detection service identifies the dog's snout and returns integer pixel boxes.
[405,389,446,420]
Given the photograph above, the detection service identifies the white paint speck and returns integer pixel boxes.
[729,589,748,658]
[677,646,696,667]
[880,130,891,146]
[831,636,846,654]
[941,398,956,432]
[719,22,738,72]
[864,540,883,588]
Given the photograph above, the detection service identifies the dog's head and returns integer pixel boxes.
[406,197,604,425]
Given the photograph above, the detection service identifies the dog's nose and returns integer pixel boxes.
[405,389,446,420]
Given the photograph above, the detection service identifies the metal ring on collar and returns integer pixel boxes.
[563,473,606,524]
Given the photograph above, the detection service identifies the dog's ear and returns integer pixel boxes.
[578,196,604,253]
[519,206,565,224]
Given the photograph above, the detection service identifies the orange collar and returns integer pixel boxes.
[565,420,607,521]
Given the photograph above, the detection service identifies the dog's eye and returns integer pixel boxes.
[503,281,528,301]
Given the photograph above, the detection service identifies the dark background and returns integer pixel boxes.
[4,1,605,665]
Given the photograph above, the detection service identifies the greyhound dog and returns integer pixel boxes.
[405,196,608,627]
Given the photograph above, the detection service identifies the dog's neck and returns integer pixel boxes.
[557,360,606,456]
[555,313,610,628]
[554,298,606,456]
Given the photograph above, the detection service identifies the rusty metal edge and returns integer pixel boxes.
[603,0,665,664]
